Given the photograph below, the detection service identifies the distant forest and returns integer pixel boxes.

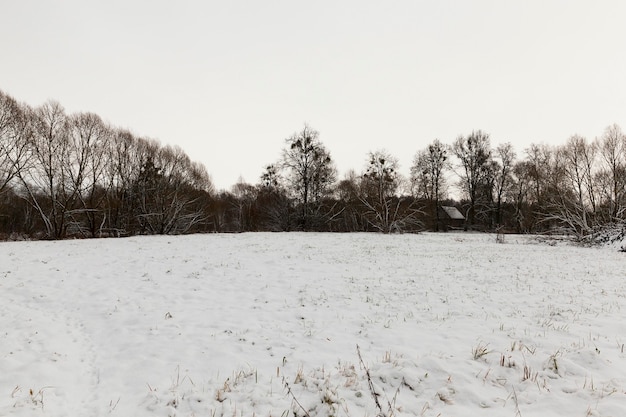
[1,89,625,240]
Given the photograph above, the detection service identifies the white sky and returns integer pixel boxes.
[3,1,626,190]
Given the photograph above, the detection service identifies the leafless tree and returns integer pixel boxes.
[493,142,516,227]
[256,164,292,231]
[559,136,596,234]
[334,170,366,231]
[452,130,493,229]
[17,101,72,238]
[65,112,112,236]
[411,139,449,230]
[595,124,626,221]
[536,137,598,238]
[101,128,142,235]
[510,160,533,233]
[0,91,32,197]
[523,143,550,206]
[281,124,336,230]
[231,178,257,231]
[360,150,419,233]
[133,144,212,234]
[260,164,281,189]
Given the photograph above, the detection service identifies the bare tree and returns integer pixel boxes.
[17,101,72,238]
[493,142,516,227]
[256,164,292,231]
[335,170,365,232]
[231,178,257,231]
[102,128,143,235]
[133,143,212,235]
[411,139,449,231]
[0,91,219,239]
[560,136,596,234]
[452,130,493,230]
[595,124,626,221]
[0,91,32,196]
[0,92,34,236]
[260,164,281,189]
[281,124,336,230]
[65,112,111,236]
[511,160,533,233]
[524,143,553,207]
[538,136,598,238]
[360,150,419,233]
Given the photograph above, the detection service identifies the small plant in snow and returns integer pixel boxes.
[356,345,399,417]
[294,366,305,385]
[522,365,537,382]
[500,354,516,368]
[283,378,311,417]
[472,342,491,360]
[11,386,50,410]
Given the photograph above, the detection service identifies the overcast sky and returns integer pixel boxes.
[3,1,626,190]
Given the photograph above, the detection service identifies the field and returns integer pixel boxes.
[1,233,625,417]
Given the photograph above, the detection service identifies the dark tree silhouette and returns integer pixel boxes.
[411,139,449,231]
[452,130,493,230]
[281,125,336,230]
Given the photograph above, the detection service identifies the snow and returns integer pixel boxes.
[1,232,625,417]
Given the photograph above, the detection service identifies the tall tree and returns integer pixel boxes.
[132,143,212,235]
[548,135,597,237]
[511,160,533,233]
[411,139,449,231]
[65,112,111,237]
[18,101,72,239]
[335,170,365,232]
[360,150,418,233]
[257,164,292,231]
[281,125,336,230]
[231,178,258,232]
[493,142,516,227]
[452,130,493,229]
[524,143,552,207]
[596,124,626,221]
[103,128,143,235]
[0,91,31,196]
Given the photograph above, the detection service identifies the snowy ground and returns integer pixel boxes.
[1,232,625,417]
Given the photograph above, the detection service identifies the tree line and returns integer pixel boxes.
[1,89,625,239]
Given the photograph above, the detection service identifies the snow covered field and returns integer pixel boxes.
[1,232,625,417]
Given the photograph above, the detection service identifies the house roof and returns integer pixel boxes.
[441,206,465,220]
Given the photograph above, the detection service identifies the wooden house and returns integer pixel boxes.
[437,205,465,231]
